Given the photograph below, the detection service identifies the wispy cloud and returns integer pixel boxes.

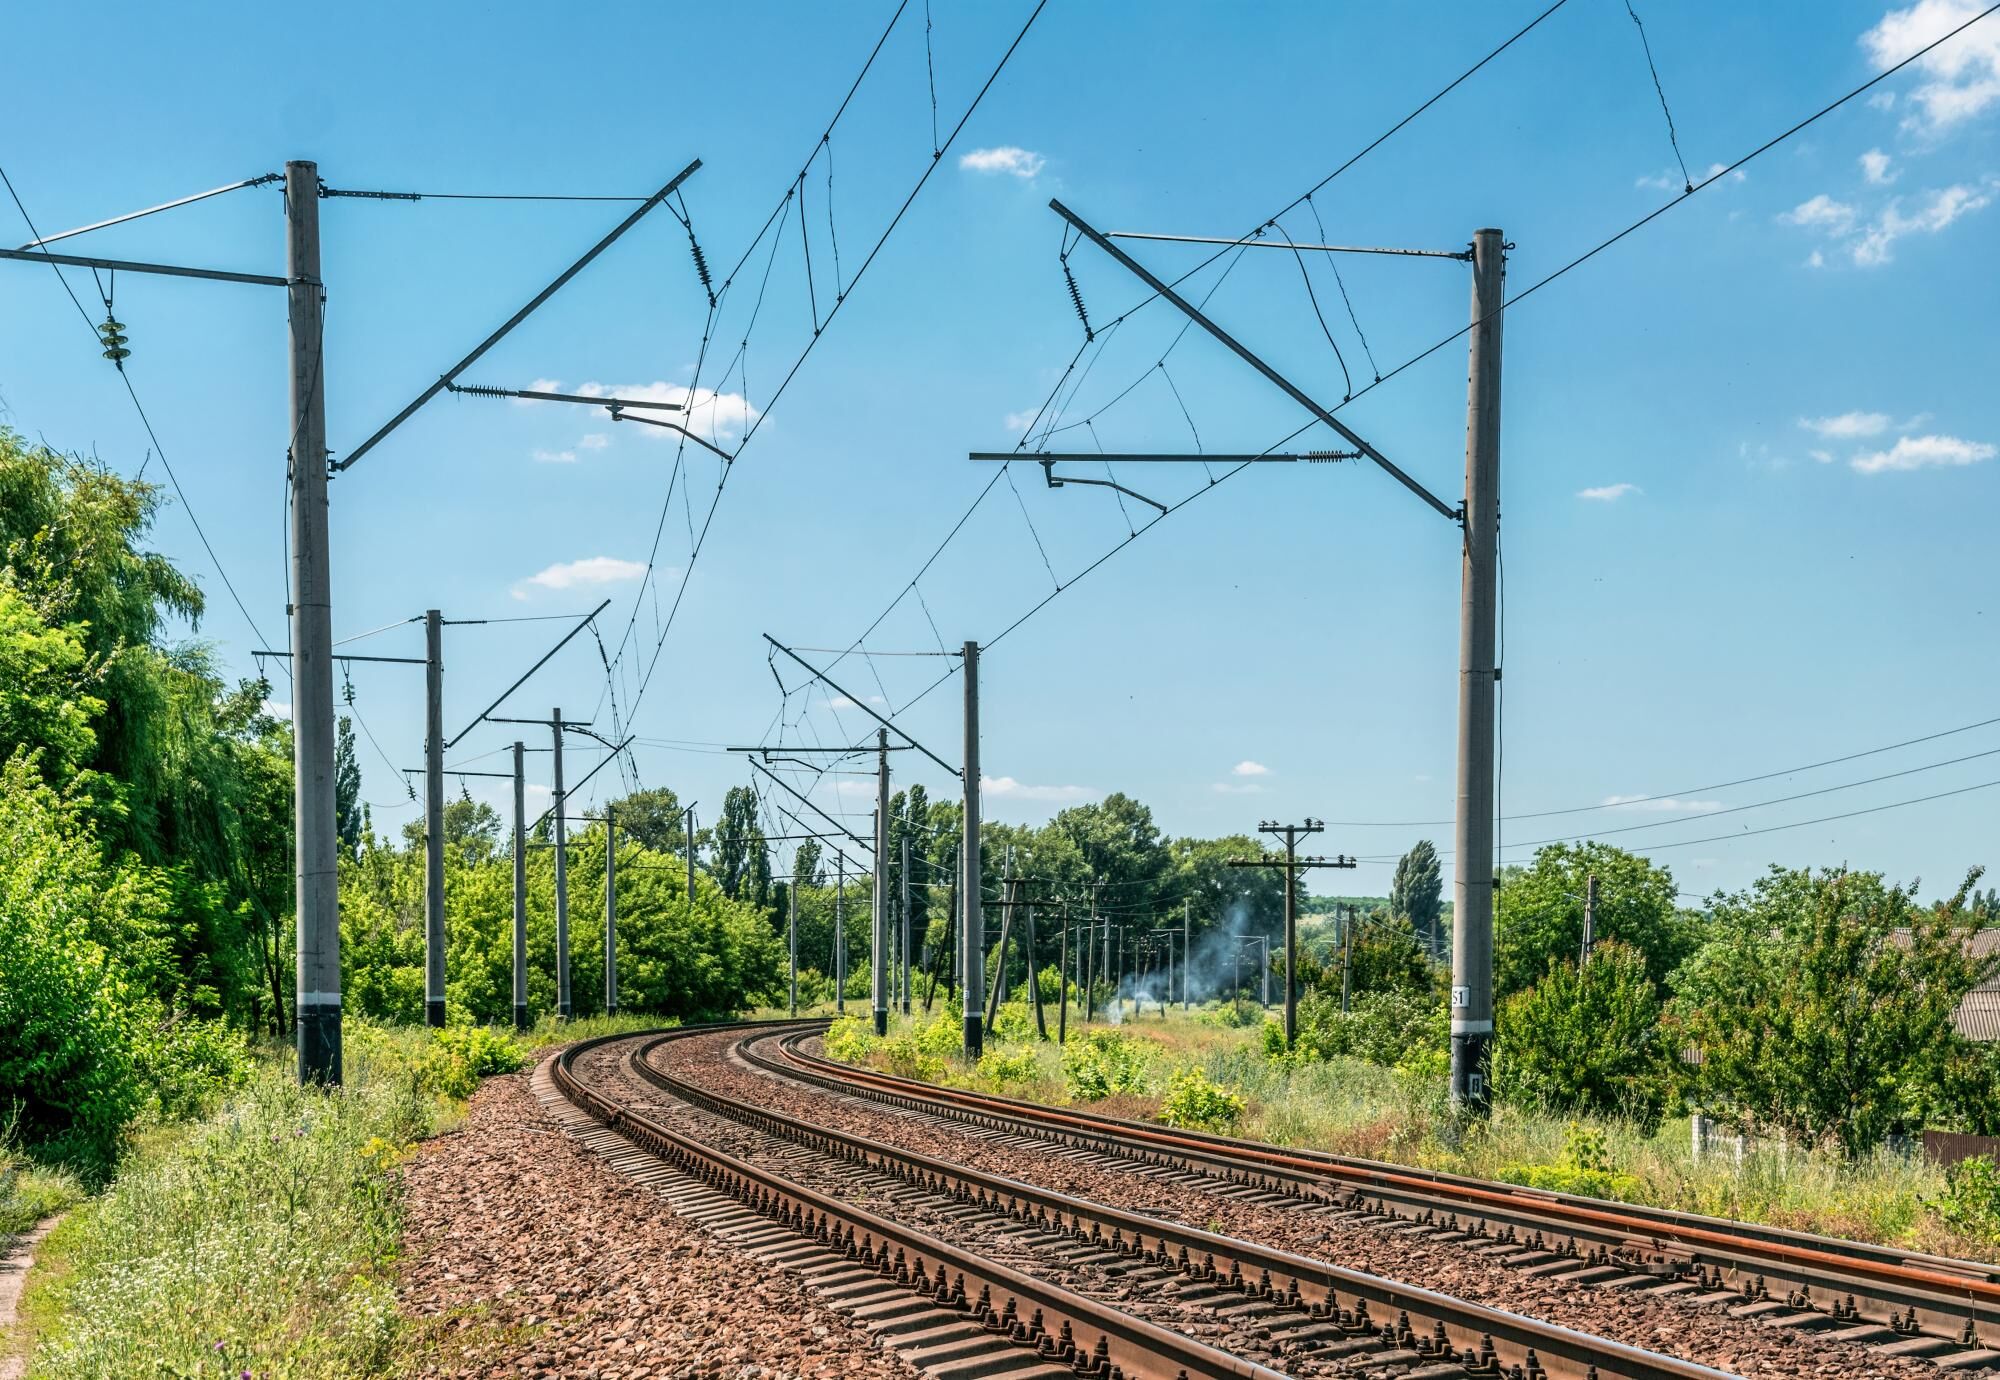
[1212,782,1265,795]
[1862,0,2000,132]
[263,699,291,721]
[1861,148,1898,184]
[1636,162,1744,192]
[1003,409,1040,432]
[1577,482,1641,502]
[579,433,611,451]
[960,146,1046,179]
[532,447,577,464]
[1799,410,1893,438]
[982,775,1096,803]
[1231,760,1271,777]
[1602,794,1724,813]
[514,556,648,599]
[1781,194,1858,233]
[828,694,887,711]
[1851,181,1995,264]
[513,377,564,405]
[1850,433,1995,473]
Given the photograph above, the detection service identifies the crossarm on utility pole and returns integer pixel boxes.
[1049,199,1458,524]
[526,734,634,834]
[445,600,610,748]
[335,158,701,472]
[763,634,963,778]
[746,758,874,853]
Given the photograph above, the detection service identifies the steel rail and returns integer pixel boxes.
[551,1025,1292,1380]
[627,1027,1740,1380]
[770,1033,2000,1349]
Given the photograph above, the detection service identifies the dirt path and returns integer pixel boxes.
[0,1216,63,1380]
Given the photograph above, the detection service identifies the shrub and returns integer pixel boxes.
[1932,1155,2000,1245]
[976,1047,1040,1087]
[1194,998,1265,1029]
[1281,988,1445,1069]
[881,1035,946,1082]
[430,1025,524,1078]
[135,1015,253,1122]
[1061,1031,1148,1101]
[823,1015,873,1063]
[1496,1123,1645,1202]
[914,1006,965,1058]
[990,1000,1038,1042]
[1497,941,1670,1128]
[1157,1067,1245,1134]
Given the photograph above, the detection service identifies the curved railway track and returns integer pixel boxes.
[751,1027,2000,1371]
[549,1022,1745,1380]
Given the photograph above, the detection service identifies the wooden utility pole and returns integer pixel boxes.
[1342,904,1355,1013]
[1580,871,1598,962]
[900,835,913,1016]
[1451,228,1506,1115]
[1230,822,1354,1049]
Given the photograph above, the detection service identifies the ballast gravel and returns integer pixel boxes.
[396,1068,920,1380]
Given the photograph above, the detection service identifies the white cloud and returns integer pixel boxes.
[959,146,1046,179]
[513,377,563,405]
[263,699,291,721]
[1231,760,1271,777]
[1806,249,1826,268]
[1003,409,1039,432]
[532,447,577,464]
[574,380,759,440]
[579,433,611,451]
[1211,782,1265,795]
[1850,181,1995,264]
[1602,794,1725,813]
[1869,89,1899,110]
[1810,448,1835,463]
[1850,433,1996,472]
[1862,0,2000,132]
[1781,193,1858,233]
[1861,148,1898,184]
[1636,162,1743,192]
[1799,410,1893,438]
[1577,482,1641,502]
[982,775,1096,803]
[515,556,648,599]
[827,694,887,711]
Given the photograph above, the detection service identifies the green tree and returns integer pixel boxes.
[714,784,768,904]
[605,785,691,854]
[334,715,362,859]
[1390,839,1443,957]
[1669,866,1998,1155]
[1498,941,1670,1125]
[1495,842,1692,999]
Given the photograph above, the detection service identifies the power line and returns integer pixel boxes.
[1624,0,1693,195]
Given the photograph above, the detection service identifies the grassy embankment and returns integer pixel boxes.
[3,1014,671,1380]
[821,1000,2000,1265]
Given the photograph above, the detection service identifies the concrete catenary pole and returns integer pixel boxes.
[900,834,913,1016]
[1581,871,1598,962]
[423,609,446,1028]
[960,640,984,1058]
[511,741,528,1031]
[1450,227,1505,1116]
[1342,903,1354,1013]
[1281,829,1298,1047]
[835,851,847,1014]
[787,876,798,1016]
[552,708,571,1021]
[287,159,341,1085]
[603,805,618,1015]
[1182,899,1190,1011]
[1057,911,1071,1043]
[873,731,890,1035]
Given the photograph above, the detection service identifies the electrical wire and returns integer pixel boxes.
[1624,0,1693,194]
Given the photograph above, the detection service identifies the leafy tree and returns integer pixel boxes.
[1668,866,1998,1155]
[1495,842,1693,999]
[714,784,768,904]
[793,837,825,888]
[1498,941,1671,1125]
[605,785,691,854]
[334,715,362,859]
[400,797,502,866]
[1390,839,1444,957]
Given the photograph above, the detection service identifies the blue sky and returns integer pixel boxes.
[3,1,1997,902]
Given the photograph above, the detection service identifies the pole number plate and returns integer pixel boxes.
[1451,986,1470,1008]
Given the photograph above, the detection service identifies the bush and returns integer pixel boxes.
[914,1006,965,1058]
[823,1014,873,1063]
[1932,1155,2000,1246]
[1280,988,1444,1069]
[1497,941,1670,1128]
[135,1015,253,1123]
[1157,1067,1245,1133]
[1061,1031,1148,1101]
[990,1000,1038,1042]
[881,1035,946,1082]
[976,1047,1040,1087]
[1194,998,1265,1029]
[431,1025,524,1078]
[1496,1123,1645,1203]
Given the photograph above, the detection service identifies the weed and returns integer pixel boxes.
[1157,1068,1246,1134]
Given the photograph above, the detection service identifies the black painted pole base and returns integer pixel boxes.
[425,999,446,1029]
[873,1009,888,1036]
[558,1002,573,1022]
[963,1014,983,1060]
[1449,1031,1491,1115]
[513,1003,530,1032]
[296,1004,343,1086]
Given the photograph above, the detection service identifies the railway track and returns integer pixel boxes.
[751,1026,2000,1372]
[549,1022,1745,1380]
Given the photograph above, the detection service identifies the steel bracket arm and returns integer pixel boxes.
[1048,198,1460,525]
[1039,458,1166,514]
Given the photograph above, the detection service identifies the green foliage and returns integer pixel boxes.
[0,1141,83,1236]
[1157,1066,1245,1133]
[1061,1030,1148,1100]
[134,1017,253,1123]
[1498,941,1671,1127]
[431,1024,524,1078]
[1495,842,1693,1000]
[1497,1123,1645,1202]
[824,1015,872,1062]
[1194,998,1266,1029]
[913,1005,965,1058]
[1277,988,1445,1070]
[975,1047,1040,1087]
[1669,865,1997,1155]
[881,1035,947,1082]
[1931,1155,2000,1246]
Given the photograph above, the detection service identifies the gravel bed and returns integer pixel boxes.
[645,1028,1938,1380]
[396,1066,919,1380]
